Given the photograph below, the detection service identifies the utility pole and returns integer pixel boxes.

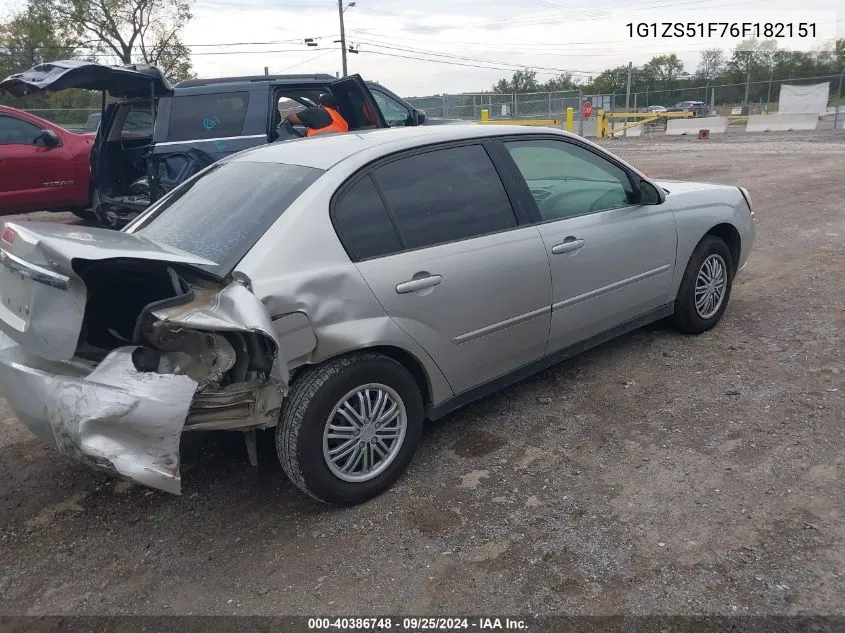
[624,61,632,137]
[744,66,751,107]
[338,0,348,77]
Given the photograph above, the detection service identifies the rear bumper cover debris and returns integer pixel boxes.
[0,333,197,494]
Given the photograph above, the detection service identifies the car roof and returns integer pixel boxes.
[174,74,336,89]
[225,125,571,171]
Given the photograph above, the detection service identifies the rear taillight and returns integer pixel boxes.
[2,227,15,245]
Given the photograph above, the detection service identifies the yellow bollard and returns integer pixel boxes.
[481,109,489,122]
[597,109,606,138]
[565,107,574,132]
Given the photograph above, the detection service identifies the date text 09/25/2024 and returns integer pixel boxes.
[307,617,529,631]
[626,22,817,38]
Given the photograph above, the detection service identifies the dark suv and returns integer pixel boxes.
[1,60,431,228]
[669,101,710,118]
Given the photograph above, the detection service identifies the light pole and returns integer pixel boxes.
[337,0,355,77]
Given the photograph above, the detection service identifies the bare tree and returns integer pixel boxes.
[46,0,195,80]
[696,48,725,83]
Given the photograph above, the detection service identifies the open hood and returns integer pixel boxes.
[0,59,173,99]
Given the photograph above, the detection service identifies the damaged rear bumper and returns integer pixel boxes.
[0,333,197,494]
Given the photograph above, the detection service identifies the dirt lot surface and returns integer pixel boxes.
[1,131,844,618]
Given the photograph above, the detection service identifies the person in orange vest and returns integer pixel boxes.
[285,93,349,136]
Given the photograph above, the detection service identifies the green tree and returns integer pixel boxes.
[0,2,80,105]
[640,54,684,88]
[492,68,540,93]
[540,72,577,92]
[582,64,629,95]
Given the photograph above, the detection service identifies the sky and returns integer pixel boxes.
[2,0,843,96]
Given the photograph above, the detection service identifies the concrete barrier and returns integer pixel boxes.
[580,119,598,138]
[745,113,819,132]
[665,116,728,135]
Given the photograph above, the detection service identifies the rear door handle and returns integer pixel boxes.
[552,237,585,255]
[396,275,442,294]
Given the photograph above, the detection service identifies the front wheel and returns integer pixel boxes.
[277,352,424,505]
[670,235,734,334]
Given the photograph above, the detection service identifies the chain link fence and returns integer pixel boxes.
[405,71,845,132]
[405,90,606,121]
[620,72,845,117]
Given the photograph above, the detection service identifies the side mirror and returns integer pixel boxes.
[638,178,663,205]
[37,129,61,148]
[413,109,426,125]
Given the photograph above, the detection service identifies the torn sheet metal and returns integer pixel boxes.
[0,333,197,494]
[151,280,289,386]
[185,380,284,431]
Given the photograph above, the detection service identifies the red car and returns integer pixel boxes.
[0,105,95,216]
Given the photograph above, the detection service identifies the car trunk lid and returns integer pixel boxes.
[0,221,215,362]
[0,60,173,98]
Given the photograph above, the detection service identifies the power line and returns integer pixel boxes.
[355,48,577,75]
[274,48,336,73]
[354,39,609,74]
[355,34,711,58]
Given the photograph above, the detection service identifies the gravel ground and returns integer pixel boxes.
[1,130,844,618]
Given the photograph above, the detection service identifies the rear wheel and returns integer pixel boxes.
[277,352,424,505]
[671,235,734,334]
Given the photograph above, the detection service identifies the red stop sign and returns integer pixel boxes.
[582,101,593,118]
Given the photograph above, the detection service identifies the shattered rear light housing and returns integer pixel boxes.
[2,227,15,245]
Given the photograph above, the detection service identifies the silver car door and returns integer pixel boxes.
[501,138,677,354]
[333,144,552,395]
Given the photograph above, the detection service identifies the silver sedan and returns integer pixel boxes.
[0,125,755,505]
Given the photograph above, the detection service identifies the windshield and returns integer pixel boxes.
[129,160,323,275]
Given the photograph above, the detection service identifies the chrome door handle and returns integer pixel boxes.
[396,275,442,294]
[552,237,585,254]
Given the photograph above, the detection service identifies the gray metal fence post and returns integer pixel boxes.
[578,90,584,135]
[835,69,844,132]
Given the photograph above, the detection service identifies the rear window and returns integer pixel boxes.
[167,92,250,142]
[130,161,322,275]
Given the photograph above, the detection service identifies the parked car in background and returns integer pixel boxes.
[85,112,101,132]
[669,101,710,117]
[1,60,446,229]
[0,125,755,505]
[0,105,95,216]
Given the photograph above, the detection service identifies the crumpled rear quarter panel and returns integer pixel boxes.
[0,334,197,494]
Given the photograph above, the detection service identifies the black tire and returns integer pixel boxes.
[671,235,734,334]
[277,352,424,506]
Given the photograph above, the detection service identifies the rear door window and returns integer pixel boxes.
[371,144,517,249]
[333,175,402,260]
[167,92,250,142]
